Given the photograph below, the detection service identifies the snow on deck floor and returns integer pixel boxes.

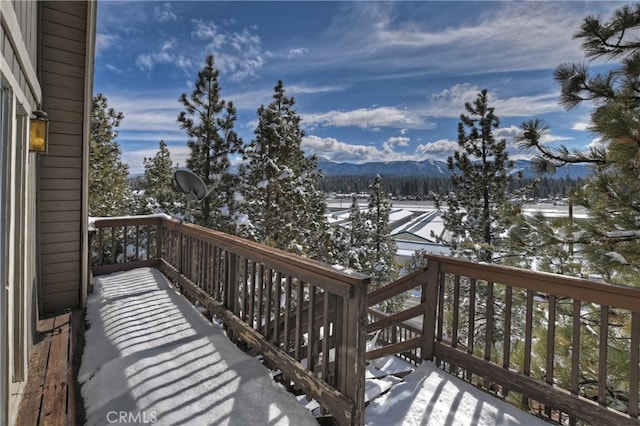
[80,267,548,426]
[79,267,317,426]
[365,361,549,426]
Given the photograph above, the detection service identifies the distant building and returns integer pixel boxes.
[327,207,451,266]
[390,210,451,264]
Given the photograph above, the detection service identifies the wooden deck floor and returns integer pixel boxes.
[16,309,85,426]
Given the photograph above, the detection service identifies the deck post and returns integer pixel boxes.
[422,259,440,361]
[226,252,238,313]
[155,217,163,260]
[344,278,368,425]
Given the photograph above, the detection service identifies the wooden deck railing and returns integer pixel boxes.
[367,254,640,425]
[90,216,640,425]
[90,215,370,425]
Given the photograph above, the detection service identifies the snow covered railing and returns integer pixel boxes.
[90,215,370,426]
[368,254,640,425]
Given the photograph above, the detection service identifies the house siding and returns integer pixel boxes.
[39,0,92,314]
[1,1,94,423]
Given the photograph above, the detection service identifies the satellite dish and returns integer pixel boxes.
[174,169,216,222]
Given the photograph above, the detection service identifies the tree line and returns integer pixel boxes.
[318,175,583,200]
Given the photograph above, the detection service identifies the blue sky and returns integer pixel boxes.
[95,1,624,175]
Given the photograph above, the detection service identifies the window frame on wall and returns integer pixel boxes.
[0,83,11,426]
[11,110,27,384]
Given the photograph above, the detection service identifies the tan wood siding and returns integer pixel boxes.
[39,178,81,191]
[40,186,82,199]
[41,19,86,43]
[42,251,80,265]
[40,167,82,180]
[39,211,81,223]
[40,145,83,159]
[42,290,78,313]
[41,260,80,276]
[40,231,79,245]
[40,241,79,255]
[38,2,91,313]
[39,59,84,79]
[40,221,80,234]
[41,155,82,170]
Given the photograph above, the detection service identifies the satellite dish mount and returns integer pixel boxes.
[174,169,216,222]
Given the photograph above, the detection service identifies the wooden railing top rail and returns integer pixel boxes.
[426,254,640,311]
[90,215,370,300]
[367,266,428,307]
[160,217,371,297]
[90,214,170,229]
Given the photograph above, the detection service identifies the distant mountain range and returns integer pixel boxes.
[317,158,591,179]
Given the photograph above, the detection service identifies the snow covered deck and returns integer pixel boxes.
[79,268,317,425]
[80,267,548,425]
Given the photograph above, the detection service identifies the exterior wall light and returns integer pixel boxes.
[30,109,49,153]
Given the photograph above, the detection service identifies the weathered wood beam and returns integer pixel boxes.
[365,337,422,361]
[367,267,428,307]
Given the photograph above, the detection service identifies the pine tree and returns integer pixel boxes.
[342,197,372,272]
[512,6,639,414]
[434,89,520,263]
[366,175,399,289]
[89,94,131,217]
[340,177,401,313]
[178,55,242,231]
[515,4,640,284]
[238,80,328,258]
[405,249,429,274]
[139,140,182,215]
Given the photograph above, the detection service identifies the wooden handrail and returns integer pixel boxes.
[367,266,428,307]
[426,253,640,310]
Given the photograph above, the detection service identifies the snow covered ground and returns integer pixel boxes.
[81,268,548,425]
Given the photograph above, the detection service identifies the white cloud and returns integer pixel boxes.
[135,38,192,73]
[153,3,178,23]
[368,2,590,74]
[302,135,432,163]
[288,48,309,59]
[424,83,561,119]
[190,19,266,82]
[383,136,411,153]
[304,107,428,130]
[105,64,123,74]
[102,93,184,134]
[122,144,191,175]
[191,20,222,44]
[303,135,413,163]
[572,121,591,131]
[96,33,119,55]
[136,54,154,71]
[416,139,459,158]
